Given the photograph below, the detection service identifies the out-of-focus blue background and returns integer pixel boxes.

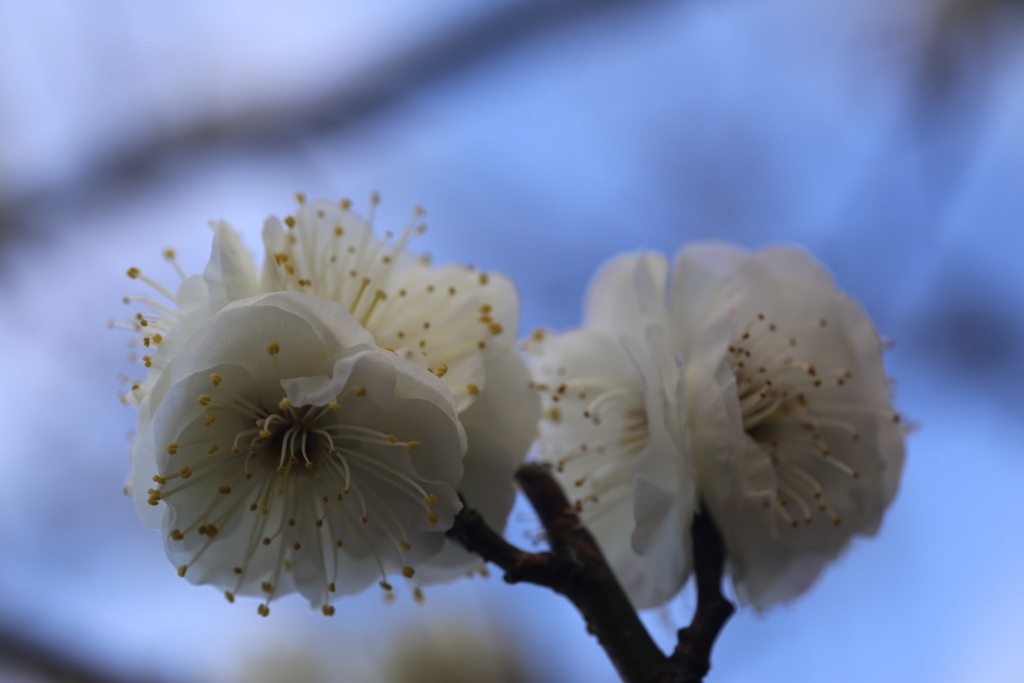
[1,1,1023,681]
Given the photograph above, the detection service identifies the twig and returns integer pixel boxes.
[447,463,735,683]
[662,512,735,683]
[513,464,669,682]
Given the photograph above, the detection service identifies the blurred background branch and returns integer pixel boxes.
[0,0,660,234]
[0,624,168,683]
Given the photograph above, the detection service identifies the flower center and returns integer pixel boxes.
[534,367,649,520]
[146,342,441,616]
[725,313,889,530]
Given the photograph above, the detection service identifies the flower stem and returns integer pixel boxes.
[664,510,735,682]
[447,463,735,683]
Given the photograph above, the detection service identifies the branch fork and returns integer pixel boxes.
[447,463,734,683]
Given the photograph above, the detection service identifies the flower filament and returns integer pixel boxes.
[149,343,440,615]
[727,313,895,529]
[534,373,649,520]
[266,196,503,381]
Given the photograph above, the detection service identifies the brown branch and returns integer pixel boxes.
[515,464,668,683]
[0,623,168,683]
[447,463,735,683]
[444,491,569,589]
[663,512,735,683]
[1,0,669,216]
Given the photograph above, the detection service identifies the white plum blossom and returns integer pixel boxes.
[256,195,538,582]
[117,193,538,601]
[527,254,694,609]
[672,243,905,608]
[526,244,905,609]
[132,292,466,615]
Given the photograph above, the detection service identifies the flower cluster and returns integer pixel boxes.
[525,243,906,609]
[117,197,905,618]
[117,194,539,614]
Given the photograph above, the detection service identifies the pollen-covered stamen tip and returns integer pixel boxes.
[162,248,188,280]
[125,267,178,303]
[731,312,882,530]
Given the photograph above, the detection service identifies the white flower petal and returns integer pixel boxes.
[753,246,838,290]
[671,241,749,363]
[175,273,209,311]
[259,216,288,292]
[585,480,689,610]
[621,326,688,498]
[529,322,694,608]
[619,328,694,594]
[417,344,540,583]
[203,221,259,303]
[168,292,375,386]
[680,245,906,607]
[457,345,538,526]
[584,252,669,336]
[728,529,831,609]
[289,504,389,601]
[474,270,520,347]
